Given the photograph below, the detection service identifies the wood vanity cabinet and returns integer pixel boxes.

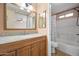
[0,36,48,56]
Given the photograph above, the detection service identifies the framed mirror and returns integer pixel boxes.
[4,3,37,30]
[39,10,46,28]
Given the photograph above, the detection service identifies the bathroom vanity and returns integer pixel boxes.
[0,36,48,56]
[0,4,48,56]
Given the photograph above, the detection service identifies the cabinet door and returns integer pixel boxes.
[17,46,31,56]
[40,40,46,56]
[31,42,40,56]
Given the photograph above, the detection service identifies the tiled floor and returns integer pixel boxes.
[51,49,70,56]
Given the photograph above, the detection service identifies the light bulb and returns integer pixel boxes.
[27,9,31,13]
[20,7,24,10]
[28,5,33,11]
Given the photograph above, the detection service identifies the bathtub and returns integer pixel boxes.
[57,42,79,56]
[51,41,79,56]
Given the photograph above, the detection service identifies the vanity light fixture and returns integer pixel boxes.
[27,9,31,13]
[26,4,34,13]
[27,5,33,11]
[16,3,34,13]
[20,7,24,10]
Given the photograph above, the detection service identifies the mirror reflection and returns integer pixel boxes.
[5,3,36,30]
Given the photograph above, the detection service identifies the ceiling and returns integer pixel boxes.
[51,3,79,15]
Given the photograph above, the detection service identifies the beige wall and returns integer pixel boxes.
[36,4,51,55]
[36,3,49,35]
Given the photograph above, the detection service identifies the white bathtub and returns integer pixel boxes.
[57,42,79,56]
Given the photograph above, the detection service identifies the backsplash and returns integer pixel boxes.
[0,31,38,37]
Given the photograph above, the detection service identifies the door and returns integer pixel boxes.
[17,46,31,56]
[40,40,46,56]
[31,42,40,56]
